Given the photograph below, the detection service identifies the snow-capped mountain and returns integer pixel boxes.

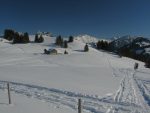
[110,35,150,51]
[109,35,136,50]
[132,37,150,47]
[109,36,150,64]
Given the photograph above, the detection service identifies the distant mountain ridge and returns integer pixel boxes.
[110,35,136,50]
[109,36,150,64]
[110,35,150,51]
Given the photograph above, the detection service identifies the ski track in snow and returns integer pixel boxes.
[0,77,148,113]
[103,52,150,112]
[114,69,138,105]
[135,78,150,110]
[112,68,150,113]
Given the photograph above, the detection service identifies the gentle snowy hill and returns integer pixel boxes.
[74,35,98,44]
[74,34,110,44]
[0,35,150,113]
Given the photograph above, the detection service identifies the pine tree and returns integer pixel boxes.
[96,40,109,50]
[55,35,63,46]
[64,50,68,54]
[34,34,44,43]
[34,34,39,42]
[4,29,15,41]
[38,35,44,43]
[68,36,74,42]
[64,40,68,48]
[23,32,30,43]
[84,44,89,52]
[97,41,101,49]
[13,32,20,44]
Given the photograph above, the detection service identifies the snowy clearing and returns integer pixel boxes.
[0,36,150,113]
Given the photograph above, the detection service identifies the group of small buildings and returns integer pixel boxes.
[44,48,68,55]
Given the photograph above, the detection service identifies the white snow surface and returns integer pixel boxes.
[74,34,110,43]
[0,35,150,113]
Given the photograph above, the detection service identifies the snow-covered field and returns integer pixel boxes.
[0,36,150,113]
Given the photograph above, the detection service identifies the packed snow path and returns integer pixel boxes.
[113,68,150,113]
[0,75,149,113]
[114,69,138,105]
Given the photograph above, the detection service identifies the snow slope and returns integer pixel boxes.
[75,35,99,43]
[0,89,76,113]
[0,35,150,113]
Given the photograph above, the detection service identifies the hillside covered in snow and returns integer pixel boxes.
[0,35,150,113]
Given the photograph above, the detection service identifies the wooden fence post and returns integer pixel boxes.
[78,98,82,113]
[7,83,11,104]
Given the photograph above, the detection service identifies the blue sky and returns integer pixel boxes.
[0,0,150,38]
